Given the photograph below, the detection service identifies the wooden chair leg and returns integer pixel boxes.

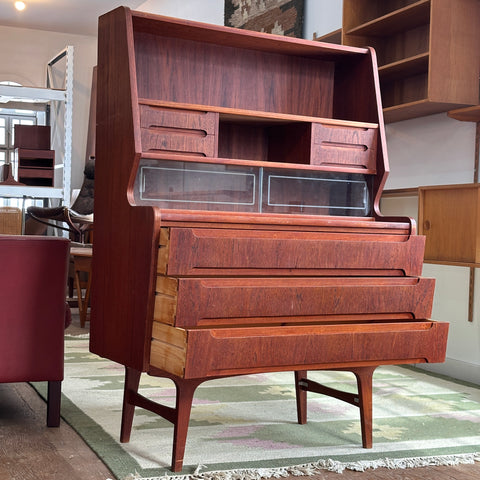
[171,378,203,472]
[294,370,308,424]
[352,366,376,449]
[47,380,61,427]
[120,367,141,443]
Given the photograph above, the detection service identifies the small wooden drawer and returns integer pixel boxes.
[154,276,435,328]
[18,168,54,179]
[311,123,377,172]
[158,227,426,277]
[140,104,218,156]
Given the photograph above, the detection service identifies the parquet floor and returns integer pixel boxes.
[0,314,478,480]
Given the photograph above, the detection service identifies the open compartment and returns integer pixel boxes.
[343,0,425,30]
[381,73,428,109]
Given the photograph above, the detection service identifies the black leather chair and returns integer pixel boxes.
[27,157,94,243]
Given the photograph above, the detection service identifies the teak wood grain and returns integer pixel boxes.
[91,7,448,472]
[155,276,435,328]
[158,227,426,277]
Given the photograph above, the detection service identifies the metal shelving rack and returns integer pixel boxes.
[0,46,73,209]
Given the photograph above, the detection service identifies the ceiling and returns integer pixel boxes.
[0,0,145,36]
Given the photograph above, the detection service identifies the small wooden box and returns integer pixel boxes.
[14,125,51,150]
[418,183,480,265]
[16,148,55,187]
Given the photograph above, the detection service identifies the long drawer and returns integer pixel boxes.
[149,321,449,378]
[158,227,425,277]
[154,276,435,328]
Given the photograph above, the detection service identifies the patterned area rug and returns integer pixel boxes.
[33,335,479,480]
[225,0,304,38]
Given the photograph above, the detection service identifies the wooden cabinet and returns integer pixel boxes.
[342,0,480,123]
[419,183,480,265]
[14,125,54,187]
[90,7,448,471]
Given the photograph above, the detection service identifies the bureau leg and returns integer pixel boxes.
[171,378,203,472]
[295,370,308,424]
[120,367,141,443]
[294,366,377,449]
[352,366,376,449]
[119,366,204,472]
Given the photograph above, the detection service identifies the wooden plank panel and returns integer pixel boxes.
[134,33,336,118]
[150,322,187,376]
[154,294,177,325]
[157,227,170,274]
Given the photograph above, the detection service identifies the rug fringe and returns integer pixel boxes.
[122,452,480,480]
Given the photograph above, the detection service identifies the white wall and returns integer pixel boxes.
[381,114,480,385]
[385,114,476,189]
[137,0,224,24]
[303,0,342,40]
[0,26,96,191]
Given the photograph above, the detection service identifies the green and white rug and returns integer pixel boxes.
[34,335,480,480]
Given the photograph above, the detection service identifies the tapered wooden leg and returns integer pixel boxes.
[47,380,61,427]
[120,367,141,443]
[171,378,203,472]
[119,367,203,472]
[294,370,308,424]
[352,366,376,449]
[294,367,377,449]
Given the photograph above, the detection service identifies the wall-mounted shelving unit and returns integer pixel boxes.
[342,0,480,123]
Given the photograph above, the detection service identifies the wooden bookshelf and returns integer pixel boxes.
[342,0,480,123]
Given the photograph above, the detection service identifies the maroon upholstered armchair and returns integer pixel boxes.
[0,235,70,427]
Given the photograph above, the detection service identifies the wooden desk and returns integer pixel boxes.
[70,246,92,328]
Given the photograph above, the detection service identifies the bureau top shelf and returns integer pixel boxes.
[345,0,430,37]
[138,98,379,129]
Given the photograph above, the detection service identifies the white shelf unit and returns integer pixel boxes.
[0,46,73,208]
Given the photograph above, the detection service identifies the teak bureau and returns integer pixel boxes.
[90,7,449,472]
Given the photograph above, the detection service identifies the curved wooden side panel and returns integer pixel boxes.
[90,6,159,372]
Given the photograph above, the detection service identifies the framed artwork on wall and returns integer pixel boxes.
[225,0,304,38]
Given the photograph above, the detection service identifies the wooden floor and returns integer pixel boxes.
[0,314,479,480]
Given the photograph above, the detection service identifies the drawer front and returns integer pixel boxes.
[154,276,435,328]
[159,227,425,277]
[140,104,218,156]
[311,123,377,172]
[149,321,449,378]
